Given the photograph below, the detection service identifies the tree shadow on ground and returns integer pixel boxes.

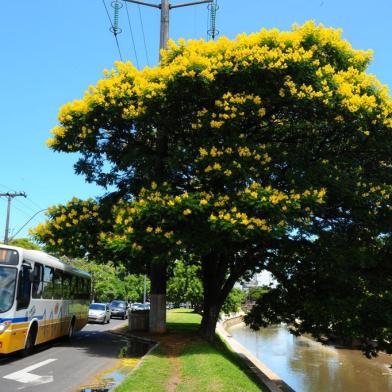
[0,329,130,368]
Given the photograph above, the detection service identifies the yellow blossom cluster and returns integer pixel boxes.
[110,181,326,246]
[196,143,271,175]
[47,21,392,153]
[282,63,392,123]
[354,182,392,214]
[30,198,102,246]
[163,21,371,79]
[191,92,267,131]
[209,210,273,232]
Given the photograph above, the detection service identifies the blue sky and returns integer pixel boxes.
[1,0,391,240]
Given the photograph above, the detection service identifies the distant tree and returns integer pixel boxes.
[221,288,246,315]
[167,261,204,312]
[69,259,124,302]
[167,260,245,315]
[247,286,269,302]
[67,258,148,303]
[124,274,150,303]
[8,238,41,250]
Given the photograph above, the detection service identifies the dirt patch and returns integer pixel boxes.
[160,333,193,392]
[113,328,196,392]
[166,355,181,392]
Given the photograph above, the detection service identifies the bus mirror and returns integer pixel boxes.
[29,270,34,282]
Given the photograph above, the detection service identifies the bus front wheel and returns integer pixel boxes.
[22,324,37,357]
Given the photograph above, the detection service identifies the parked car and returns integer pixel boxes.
[88,303,111,324]
[131,302,150,311]
[131,302,144,311]
[110,300,128,319]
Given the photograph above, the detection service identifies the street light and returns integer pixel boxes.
[9,208,47,241]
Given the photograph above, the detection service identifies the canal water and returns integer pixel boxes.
[228,323,392,392]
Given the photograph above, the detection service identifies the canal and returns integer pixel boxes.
[227,323,392,392]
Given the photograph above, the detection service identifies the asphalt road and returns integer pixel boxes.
[0,318,128,392]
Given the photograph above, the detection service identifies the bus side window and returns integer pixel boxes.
[76,277,82,299]
[86,278,91,300]
[78,277,86,300]
[70,275,78,300]
[82,278,89,300]
[32,263,43,298]
[63,273,71,300]
[42,266,54,299]
[78,277,83,299]
[53,269,63,299]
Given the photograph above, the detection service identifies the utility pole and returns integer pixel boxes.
[0,192,27,244]
[123,0,213,58]
[122,0,213,334]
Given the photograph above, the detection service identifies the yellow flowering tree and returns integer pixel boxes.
[33,21,392,348]
[32,198,111,258]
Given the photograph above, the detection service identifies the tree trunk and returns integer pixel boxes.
[149,122,169,334]
[199,253,243,342]
[199,301,222,342]
[149,261,167,333]
[199,253,226,342]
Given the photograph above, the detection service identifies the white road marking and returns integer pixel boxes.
[3,358,57,385]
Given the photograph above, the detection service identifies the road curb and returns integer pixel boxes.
[108,329,160,378]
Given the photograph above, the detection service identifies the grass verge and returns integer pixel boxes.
[114,309,265,392]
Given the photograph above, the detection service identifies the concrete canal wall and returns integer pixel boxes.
[217,314,294,392]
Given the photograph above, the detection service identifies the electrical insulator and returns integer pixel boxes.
[110,0,123,36]
[207,0,219,41]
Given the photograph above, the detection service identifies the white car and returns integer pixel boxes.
[88,303,111,324]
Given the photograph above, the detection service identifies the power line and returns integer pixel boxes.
[125,2,141,68]
[137,5,150,66]
[22,196,42,211]
[102,0,124,61]
[9,203,32,218]
[0,182,42,211]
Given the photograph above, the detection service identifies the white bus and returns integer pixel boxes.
[0,245,91,355]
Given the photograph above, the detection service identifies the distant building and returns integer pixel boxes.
[236,270,275,291]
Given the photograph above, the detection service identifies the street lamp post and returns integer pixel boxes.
[9,208,47,242]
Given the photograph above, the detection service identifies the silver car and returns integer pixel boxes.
[88,303,111,324]
[131,302,144,310]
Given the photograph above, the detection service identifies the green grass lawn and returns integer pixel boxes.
[115,309,264,392]
[166,309,202,332]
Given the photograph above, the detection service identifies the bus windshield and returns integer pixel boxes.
[0,266,17,313]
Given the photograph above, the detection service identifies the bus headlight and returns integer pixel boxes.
[0,322,11,334]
